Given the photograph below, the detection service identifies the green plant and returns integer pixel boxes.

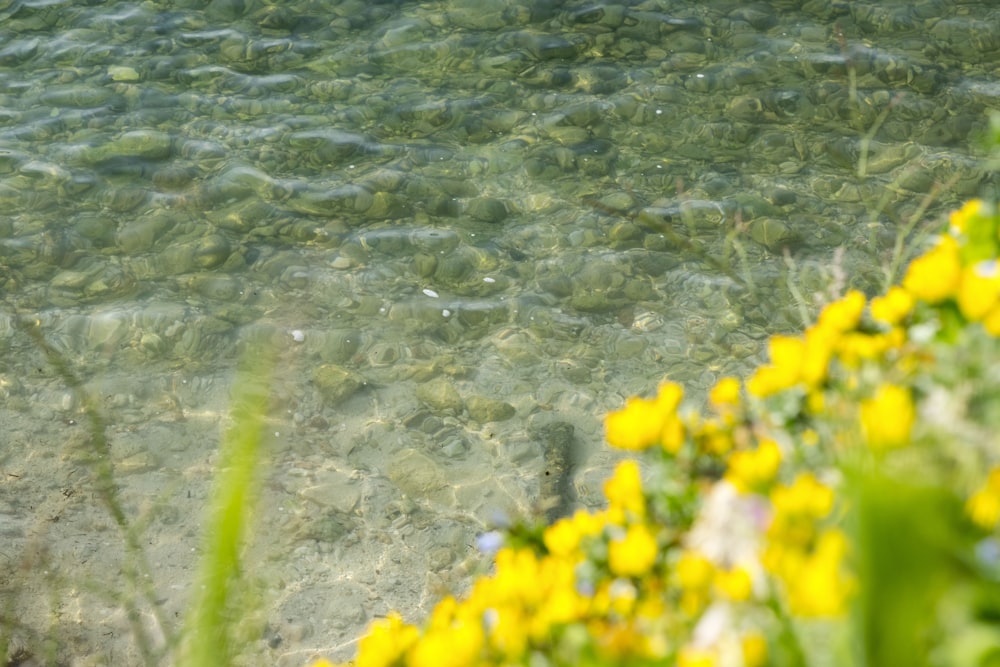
[11,316,171,665]
[180,347,276,667]
[3,316,274,667]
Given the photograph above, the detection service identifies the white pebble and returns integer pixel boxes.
[291,329,305,342]
[442,309,451,317]
[483,277,496,283]
[422,288,439,298]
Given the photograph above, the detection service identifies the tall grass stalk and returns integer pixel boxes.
[12,314,169,664]
[180,345,275,667]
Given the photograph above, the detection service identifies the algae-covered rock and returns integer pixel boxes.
[466,197,508,223]
[312,364,365,406]
[388,448,447,498]
[531,421,577,521]
[316,329,362,364]
[466,395,515,423]
[749,217,798,251]
[300,469,361,514]
[415,377,464,414]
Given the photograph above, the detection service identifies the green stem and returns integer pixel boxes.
[181,346,275,667]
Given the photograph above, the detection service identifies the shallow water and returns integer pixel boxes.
[0,0,998,664]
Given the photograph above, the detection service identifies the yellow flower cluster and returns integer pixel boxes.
[605,381,685,452]
[312,199,1000,667]
[902,235,963,304]
[746,290,867,398]
[859,383,915,451]
[725,438,782,494]
[967,467,1000,530]
[904,200,1000,333]
[605,378,753,459]
[761,474,852,616]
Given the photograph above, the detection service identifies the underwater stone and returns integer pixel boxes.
[194,234,231,269]
[105,130,173,161]
[433,249,476,285]
[74,214,116,247]
[315,329,362,364]
[465,197,508,223]
[300,469,360,514]
[288,128,373,164]
[568,291,621,313]
[532,421,577,521]
[466,395,515,423]
[312,364,365,406]
[84,311,130,352]
[184,273,241,301]
[413,252,438,278]
[365,341,401,367]
[117,214,172,254]
[38,85,119,109]
[108,65,140,82]
[609,222,643,244]
[415,377,464,415]
[388,448,447,499]
[749,218,798,251]
[152,164,199,191]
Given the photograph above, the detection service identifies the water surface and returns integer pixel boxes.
[0,0,998,664]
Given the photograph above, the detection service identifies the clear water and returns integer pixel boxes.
[0,0,998,663]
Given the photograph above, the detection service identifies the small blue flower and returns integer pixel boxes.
[476,531,504,556]
[976,537,1000,568]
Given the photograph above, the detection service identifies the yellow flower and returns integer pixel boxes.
[966,489,1000,530]
[657,382,687,453]
[482,548,545,608]
[958,261,1000,322]
[708,376,741,409]
[604,459,646,520]
[766,473,835,558]
[836,328,905,366]
[356,613,419,667]
[984,305,1000,337]
[678,646,716,667]
[771,473,834,522]
[544,509,605,558]
[817,289,866,333]
[605,395,664,451]
[696,418,734,457]
[748,327,837,398]
[870,286,915,325]
[660,413,687,454]
[676,550,715,590]
[902,235,961,304]
[714,565,753,601]
[604,382,685,451]
[784,529,854,617]
[608,523,659,577]
[741,633,768,667]
[747,335,805,397]
[539,582,585,627]
[949,198,984,234]
[408,620,484,667]
[966,467,1000,529]
[801,326,837,387]
[860,383,915,451]
[656,380,685,412]
[484,604,527,658]
[544,516,582,559]
[726,438,782,494]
